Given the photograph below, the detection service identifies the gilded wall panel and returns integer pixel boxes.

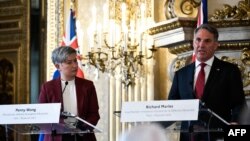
[0,0,30,104]
[0,0,30,140]
[46,0,64,80]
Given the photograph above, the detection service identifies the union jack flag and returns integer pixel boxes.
[53,9,84,79]
[192,0,208,62]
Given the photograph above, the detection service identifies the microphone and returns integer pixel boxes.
[62,81,68,95]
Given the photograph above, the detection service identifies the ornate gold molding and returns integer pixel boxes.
[149,19,250,55]
[167,42,193,54]
[220,48,250,96]
[210,0,250,21]
[166,41,250,56]
[149,20,250,37]
[46,0,64,80]
[219,42,250,50]
[148,19,196,35]
[211,20,250,28]
[163,0,250,22]
[164,0,199,19]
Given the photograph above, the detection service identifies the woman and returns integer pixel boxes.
[39,46,100,141]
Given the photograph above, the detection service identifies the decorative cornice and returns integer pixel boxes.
[219,41,250,50]
[148,19,196,35]
[149,19,250,36]
[167,42,193,54]
[210,20,250,28]
[150,18,250,55]
[165,41,250,55]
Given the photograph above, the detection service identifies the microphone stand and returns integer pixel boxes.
[5,125,8,141]
[49,81,68,141]
[61,111,103,141]
[205,107,230,126]
[200,101,230,125]
[61,111,102,133]
[50,123,56,141]
[199,101,229,141]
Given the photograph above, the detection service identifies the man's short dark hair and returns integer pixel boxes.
[194,24,219,41]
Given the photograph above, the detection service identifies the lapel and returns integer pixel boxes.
[186,62,196,98]
[75,77,81,99]
[53,78,63,110]
[202,57,222,99]
[74,77,83,115]
[53,77,62,101]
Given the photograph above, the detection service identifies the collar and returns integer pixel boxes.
[195,56,214,68]
[61,79,75,85]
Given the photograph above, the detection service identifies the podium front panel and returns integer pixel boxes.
[2,123,97,135]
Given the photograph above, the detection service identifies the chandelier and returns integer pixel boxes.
[84,0,156,87]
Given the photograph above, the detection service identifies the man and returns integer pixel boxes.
[39,46,100,141]
[168,24,246,141]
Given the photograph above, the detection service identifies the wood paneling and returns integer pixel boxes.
[0,0,30,104]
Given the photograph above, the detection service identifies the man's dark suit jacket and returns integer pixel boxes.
[168,57,246,140]
[39,77,100,141]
